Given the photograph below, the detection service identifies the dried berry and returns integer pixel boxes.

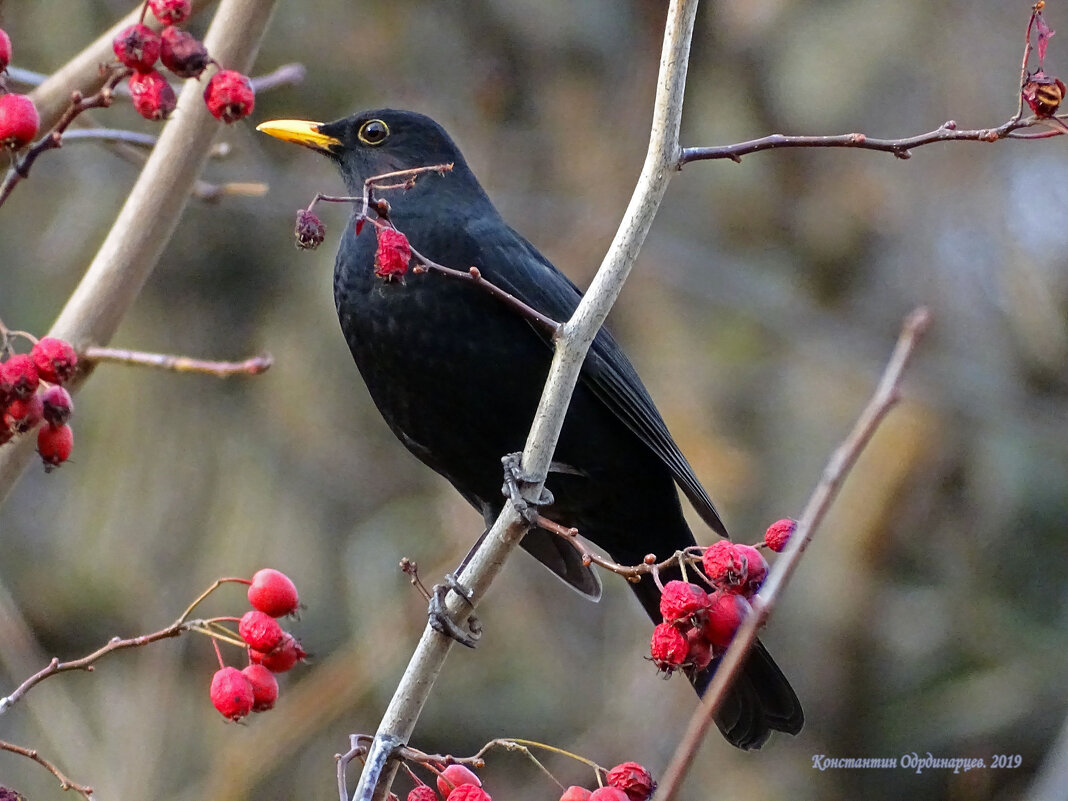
[649,622,689,672]
[129,70,177,121]
[294,209,326,250]
[658,580,710,625]
[374,227,412,280]
[112,24,161,71]
[0,93,40,148]
[4,393,43,433]
[436,765,481,797]
[249,632,306,673]
[1022,70,1066,117]
[764,518,796,553]
[149,0,192,26]
[605,762,655,801]
[159,27,210,79]
[701,540,747,592]
[446,787,490,801]
[31,337,78,385]
[1,354,39,400]
[702,591,750,648]
[40,386,73,427]
[0,28,12,71]
[238,609,284,652]
[407,786,439,801]
[588,789,629,801]
[735,543,768,597]
[203,69,255,124]
[247,568,300,617]
[684,627,713,670]
[209,666,254,721]
[241,663,279,712]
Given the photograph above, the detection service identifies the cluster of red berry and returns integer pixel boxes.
[0,336,78,471]
[113,0,254,122]
[649,519,797,673]
[209,568,305,721]
[406,761,654,801]
[0,28,40,148]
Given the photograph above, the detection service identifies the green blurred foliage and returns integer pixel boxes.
[1,1,1066,800]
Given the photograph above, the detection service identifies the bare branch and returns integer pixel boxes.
[83,346,273,377]
[0,740,94,800]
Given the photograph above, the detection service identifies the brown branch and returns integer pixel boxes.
[83,346,273,377]
[0,740,94,800]
[654,307,931,801]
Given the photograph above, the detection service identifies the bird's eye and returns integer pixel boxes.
[358,119,390,146]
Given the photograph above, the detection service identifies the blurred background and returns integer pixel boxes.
[1,1,1066,800]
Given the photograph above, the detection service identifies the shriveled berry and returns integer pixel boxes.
[0,28,12,71]
[559,787,591,801]
[701,540,747,592]
[702,591,750,648]
[210,666,254,721]
[40,386,73,426]
[649,622,689,672]
[588,789,628,801]
[241,663,279,712]
[436,764,481,797]
[764,518,796,553]
[31,337,78,385]
[149,0,192,26]
[129,70,177,121]
[248,568,299,617]
[238,609,284,652]
[159,27,210,78]
[407,786,439,801]
[112,24,161,71]
[0,93,39,148]
[446,787,490,801]
[374,227,412,280]
[684,627,713,670]
[735,543,768,597]
[658,580,710,625]
[249,632,306,673]
[294,209,326,250]
[1022,70,1066,117]
[203,69,255,124]
[5,393,43,433]
[605,762,655,801]
[1,354,39,400]
[37,424,73,470]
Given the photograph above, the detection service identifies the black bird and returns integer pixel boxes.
[257,109,803,749]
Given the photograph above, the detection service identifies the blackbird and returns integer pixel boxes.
[258,109,803,749]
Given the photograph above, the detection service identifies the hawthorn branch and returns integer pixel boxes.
[0,740,94,800]
[83,346,273,377]
[654,307,931,801]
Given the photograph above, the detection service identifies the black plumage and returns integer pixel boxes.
[259,109,803,749]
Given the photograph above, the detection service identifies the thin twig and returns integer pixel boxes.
[0,740,95,800]
[654,307,931,801]
[83,346,273,377]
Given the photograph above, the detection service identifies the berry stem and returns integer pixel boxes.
[212,636,226,670]
[83,346,272,377]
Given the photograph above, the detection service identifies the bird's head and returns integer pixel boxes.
[257,108,472,194]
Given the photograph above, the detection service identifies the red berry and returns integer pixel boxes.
[40,385,73,427]
[764,518,796,553]
[5,393,43,433]
[240,663,279,712]
[129,70,177,121]
[374,227,412,280]
[605,763,655,801]
[436,765,481,797]
[249,632,306,673]
[203,69,255,124]
[159,27,210,78]
[31,337,78,385]
[446,787,489,801]
[238,610,284,652]
[684,627,713,671]
[0,93,37,148]
[649,622,689,672]
[559,787,591,801]
[294,209,326,250]
[701,540,747,592]
[702,592,750,648]
[1,354,39,400]
[735,543,768,597]
[0,28,12,71]
[658,580,710,625]
[209,666,254,721]
[588,789,628,801]
[112,24,161,71]
[149,0,192,26]
[407,786,439,801]
[247,568,299,617]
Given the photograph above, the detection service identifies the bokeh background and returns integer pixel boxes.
[1,1,1066,800]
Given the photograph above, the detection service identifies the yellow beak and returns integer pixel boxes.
[255,119,342,152]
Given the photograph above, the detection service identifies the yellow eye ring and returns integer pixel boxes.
[358,119,390,146]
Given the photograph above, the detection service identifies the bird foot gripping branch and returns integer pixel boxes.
[500,452,554,527]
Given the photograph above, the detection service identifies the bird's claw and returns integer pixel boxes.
[427,574,482,648]
[501,452,553,526]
